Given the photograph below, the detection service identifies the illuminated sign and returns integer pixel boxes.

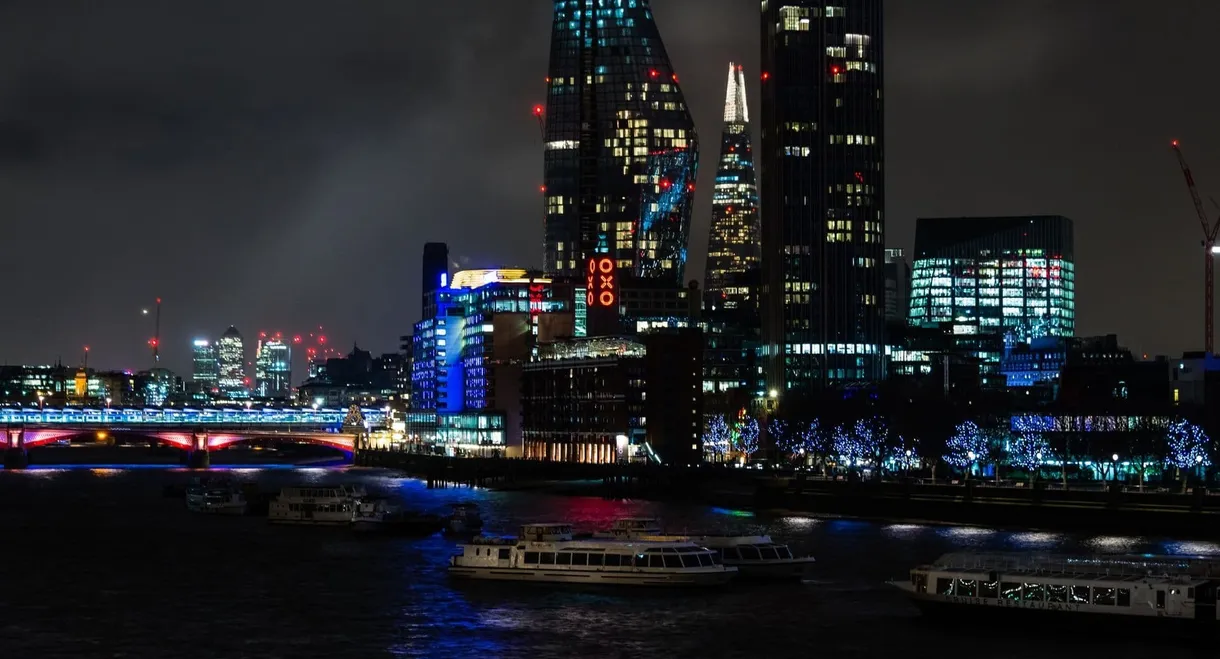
[585,257,617,308]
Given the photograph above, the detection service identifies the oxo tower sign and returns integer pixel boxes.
[585,256,618,308]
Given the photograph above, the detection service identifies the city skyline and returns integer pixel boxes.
[0,1,1218,374]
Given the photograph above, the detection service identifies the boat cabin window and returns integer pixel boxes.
[523,552,539,564]
[980,580,998,598]
[937,578,954,596]
[1156,590,1166,609]
[1000,582,1021,600]
[1070,586,1090,604]
[648,555,665,568]
[759,546,780,560]
[556,553,572,565]
[663,555,682,569]
[498,548,510,560]
[540,553,556,565]
[1116,588,1131,607]
[697,554,713,567]
[587,554,603,567]
[777,546,793,559]
[571,553,588,566]
[1046,585,1068,603]
[1023,583,1044,602]
[1093,587,1115,606]
[739,546,761,561]
[604,554,622,567]
[956,579,977,597]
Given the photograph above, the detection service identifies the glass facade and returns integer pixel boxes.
[760,0,886,390]
[255,337,292,399]
[908,215,1076,384]
[191,339,219,393]
[704,62,760,308]
[543,0,699,285]
[216,326,248,399]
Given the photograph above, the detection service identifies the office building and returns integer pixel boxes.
[191,339,219,394]
[909,215,1076,386]
[542,0,698,285]
[216,325,248,399]
[254,335,292,399]
[422,242,449,319]
[884,248,910,324]
[760,0,887,391]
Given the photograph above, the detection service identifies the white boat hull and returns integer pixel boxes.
[728,557,817,580]
[449,566,735,587]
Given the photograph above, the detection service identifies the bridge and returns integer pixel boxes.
[1,406,387,469]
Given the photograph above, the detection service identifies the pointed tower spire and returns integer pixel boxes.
[723,62,749,124]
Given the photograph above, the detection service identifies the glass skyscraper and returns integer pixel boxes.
[216,326,248,399]
[255,336,292,399]
[191,339,219,393]
[760,0,886,391]
[543,0,699,285]
[908,216,1076,384]
[704,62,760,309]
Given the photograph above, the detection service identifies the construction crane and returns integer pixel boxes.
[1171,140,1220,354]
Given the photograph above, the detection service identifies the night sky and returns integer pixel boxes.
[0,0,1217,377]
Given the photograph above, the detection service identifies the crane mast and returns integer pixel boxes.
[1171,141,1220,354]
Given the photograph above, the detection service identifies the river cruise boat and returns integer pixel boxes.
[267,484,364,526]
[891,552,1220,633]
[596,518,816,580]
[352,498,444,535]
[185,482,247,515]
[448,523,737,587]
[445,502,484,534]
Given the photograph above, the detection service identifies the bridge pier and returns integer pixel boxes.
[185,430,210,469]
[3,428,27,469]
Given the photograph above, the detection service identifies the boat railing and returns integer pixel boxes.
[928,552,1220,579]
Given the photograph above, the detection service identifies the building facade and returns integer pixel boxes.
[884,248,910,324]
[543,0,699,285]
[908,216,1076,386]
[760,0,886,391]
[254,335,292,399]
[216,326,248,399]
[191,339,219,395]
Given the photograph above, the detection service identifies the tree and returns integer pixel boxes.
[852,416,892,479]
[1166,419,1212,492]
[768,418,793,461]
[889,435,921,475]
[943,421,989,480]
[1007,431,1049,485]
[734,416,760,460]
[795,420,824,472]
[1126,416,1166,492]
[703,415,731,462]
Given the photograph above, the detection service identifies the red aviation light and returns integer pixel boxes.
[649,69,659,78]
[737,64,744,72]
[761,72,770,81]
[539,185,546,193]
[831,65,841,75]
[671,73,679,83]
[293,335,302,344]
[660,179,671,189]
[533,104,544,117]
[1172,140,1180,147]
[687,183,695,192]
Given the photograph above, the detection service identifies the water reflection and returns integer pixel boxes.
[881,524,925,539]
[1084,535,1141,552]
[1007,532,1064,549]
[1161,541,1220,556]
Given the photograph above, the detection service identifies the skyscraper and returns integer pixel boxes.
[216,326,248,398]
[704,62,760,309]
[760,1,885,391]
[421,242,449,319]
[255,335,292,399]
[542,0,699,286]
[191,339,219,392]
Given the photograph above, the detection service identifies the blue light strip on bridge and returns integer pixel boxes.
[0,407,388,427]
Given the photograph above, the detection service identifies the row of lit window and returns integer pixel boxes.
[829,135,878,145]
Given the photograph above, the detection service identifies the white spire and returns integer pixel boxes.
[723,62,749,124]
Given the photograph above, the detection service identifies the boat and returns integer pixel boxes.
[890,552,1220,634]
[185,481,248,515]
[352,497,445,535]
[267,484,364,525]
[596,518,816,580]
[448,522,737,587]
[445,502,484,534]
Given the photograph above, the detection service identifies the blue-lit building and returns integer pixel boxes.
[191,339,219,396]
[409,269,575,456]
[254,336,292,399]
[543,0,699,284]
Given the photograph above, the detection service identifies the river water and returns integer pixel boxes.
[1,466,1217,658]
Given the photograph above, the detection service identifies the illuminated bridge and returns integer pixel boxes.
[1,406,388,468]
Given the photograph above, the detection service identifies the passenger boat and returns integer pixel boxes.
[185,481,248,515]
[267,484,363,525]
[891,552,1220,634]
[351,497,445,535]
[445,502,484,534]
[596,518,816,580]
[448,523,737,587]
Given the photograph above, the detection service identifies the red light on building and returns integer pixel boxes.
[293,335,302,344]
[660,179,671,189]
[585,257,618,308]
[533,105,544,116]
[761,72,770,81]
[649,69,659,78]
[318,335,327,345]
[831,66,841,75]
[671,73,679,82]
[539,185,546,193]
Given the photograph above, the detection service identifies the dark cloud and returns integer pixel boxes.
[0,0,1216,375]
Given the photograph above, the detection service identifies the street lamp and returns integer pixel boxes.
[1111,453,1120,484]
[905,449,913,474]
[105,397,112,412]
[37,393,45,411]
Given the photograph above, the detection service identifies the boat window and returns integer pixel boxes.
[1117,588,1130,607]
[721,548,739,561]
[1000,582,1021,600]
[956,579,977,597]
[540,553,555,565]
[697,553,713,567]
[587,554,603,567]
[663,555,682,568]
[498,548,510,560]
[1070,586,1090,603]
[1092,587,1116,606]
[556,553,572,565]
[604,554,621,567]
[1156,590,1165,609]
[980,580,998,598]
[648,555,665,568]
[778,546,793,559]
[523,552,539,564]
[739,546,762,561]
[1046,584,1068,603]
[760,547,780,560]
[1023,583,1044,602]
[571,553,588,566]
[937,578,954,596]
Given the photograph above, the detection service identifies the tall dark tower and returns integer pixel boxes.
[543,0,699,287]
[421,242,448,319]
[760,1,885,393]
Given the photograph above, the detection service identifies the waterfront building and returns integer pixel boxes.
[410,268,575,456]
[135,368,183,406]
[884,248,910,324]
[191,339,219,395]
[422,242,449,319]
[760,0,887,392]
[254,335,292,399]
[216,326,249,399]
[542,0,699,286]
[521,328,703,465]
[908,215,1076,387]
[705,62,760,308]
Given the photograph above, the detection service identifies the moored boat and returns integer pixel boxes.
[352,497,445,535]
[597,518,815,580]
[448,523,737,587]
[445,502,484,534]
[185,482,248,515]
[267,484,363,526]
[890,552,1220,636]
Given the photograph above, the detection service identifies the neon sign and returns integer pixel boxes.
[585,257,617,308]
